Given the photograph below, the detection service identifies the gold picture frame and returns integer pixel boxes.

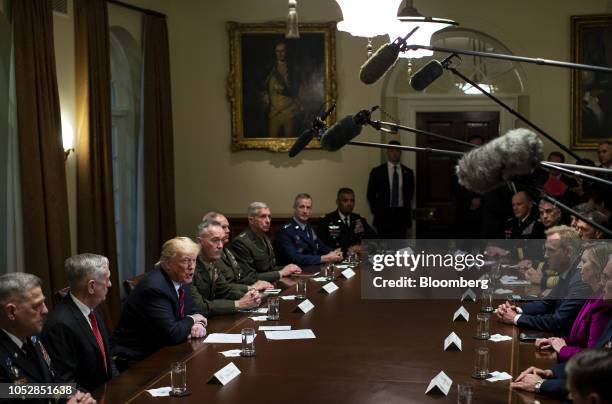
[571,14,612,149]
[227,21,337,152]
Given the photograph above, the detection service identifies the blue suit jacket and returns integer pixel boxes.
[274,218,332,266]
[517,264,592,334]
[111,267,200,362]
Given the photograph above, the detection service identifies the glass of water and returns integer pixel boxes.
[267,297,280,321]
[457,382,473,404]
[472,347,489,379]
[295,277,307,299]
[481,291,494,313]
[241,328,256,357]
[475,313,490,340]
[170,361,187,395]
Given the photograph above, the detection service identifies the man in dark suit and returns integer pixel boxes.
[41,254,117,392]
[367,140,414,239]
[497,226,592,334]
[0,273,95,404]
[111,237,207,371]
[317,187,376,255]
[275,193,343,267]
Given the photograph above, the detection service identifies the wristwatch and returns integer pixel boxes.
[534,380,543,393]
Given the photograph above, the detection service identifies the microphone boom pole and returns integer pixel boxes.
[540,161,612,188]
[347,140,464,157]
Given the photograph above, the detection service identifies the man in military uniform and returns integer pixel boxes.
[504,191,539,239]
[317,187,376,255]
[191,220,261,317]
[202,212,273,291]
[274,193,343,267]
[231,202,302,282]
[0,273,95,404]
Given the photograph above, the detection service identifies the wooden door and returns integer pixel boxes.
[415,111,500,238]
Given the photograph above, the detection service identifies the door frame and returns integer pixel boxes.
[394,95,520,233]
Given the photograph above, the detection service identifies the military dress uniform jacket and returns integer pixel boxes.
[230,227,282,283]
[317,210,376,254]
[215,248,249,293]
[190,256,245,317]
[0,331,57,403]
[274,218,333,267]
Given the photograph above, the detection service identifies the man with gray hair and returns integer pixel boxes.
[575,211,608,240]
[42,254,117,392]
[232,201,303,280]
[191,220,261,316]
[0,272,96,403]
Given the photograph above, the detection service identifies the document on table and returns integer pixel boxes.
[264,329,316,340]
[147,387,171,397]
[204,333,256,344]
[259,325,291,331]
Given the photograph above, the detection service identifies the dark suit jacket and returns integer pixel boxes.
[367,163,414,228]
[517,264,592,334]
[317,210,376,254]
[111,267,200,362]
[41,295,116,392]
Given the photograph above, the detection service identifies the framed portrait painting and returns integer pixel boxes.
[227,21,337,151]
[571,14,612,149]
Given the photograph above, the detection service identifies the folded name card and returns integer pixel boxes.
[443,332,462,351]
[208,362,241,386]
[340,268,356,279]
[293,299,314,314]
[320,282,339,294]
[453,306,470,322]
[425,371,452,395]
[461,288,477,302]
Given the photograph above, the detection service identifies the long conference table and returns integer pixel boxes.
[94,264,560,403]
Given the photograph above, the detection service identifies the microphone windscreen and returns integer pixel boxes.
[320,115,363,151]
[288,129,315,157]
[456,128,543,194]
[359,43,400,85]
[409,60,444,92]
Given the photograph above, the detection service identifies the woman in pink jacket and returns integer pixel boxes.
[535,242,612,361]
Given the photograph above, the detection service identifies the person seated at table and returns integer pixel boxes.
[535,243,612,361]
[191,219,261,316]
[275,193,343,266]
[576,211,608,240]
[0,273,96,404]
[496,226,592,334]
[231,202,302,283]
[42,254,117,392]
[111,237,207,372]
[202,211,273,292]
[317,187,376,256]
[512,264,612,400]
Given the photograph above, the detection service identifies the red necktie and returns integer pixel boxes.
[178,288,185,319]
[88,311,108,374]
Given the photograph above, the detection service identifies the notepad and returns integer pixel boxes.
[204,333,256,344]
[264,329,316,340]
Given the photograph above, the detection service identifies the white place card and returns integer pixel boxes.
[443,332,462,351]
[249,315,269,322]
[263,289,281,295]
[220,349,242,357]
[453,306,470,322]
[461,288,477,302]
[294,299,314,314]
[425,371,453,395]
[258,325,291,331]
[209,362,241,386]
[204,333,253,344]
[321,282,339,294]
[264,329,316,340]
[340,268,356,279]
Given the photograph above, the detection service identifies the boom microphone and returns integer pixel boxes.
[288,102,336,157]
[359,27,420,85]
[456,128,543,194]
[409,54,456,91]
[320,108,375,151]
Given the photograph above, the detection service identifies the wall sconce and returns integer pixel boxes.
[286,0,299,38]
[62,117,74,160]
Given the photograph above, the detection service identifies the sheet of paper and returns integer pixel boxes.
[214,362,241,386]
[264,329,316,340]
[281,295,298,300]
[263,289,281,295]
[494,288,514,295]
[425,371,452,395]
[489,334,512,342]
[312,277,328,282]
[253,307,268,314]
[249,315,269,321]
[220,349,242,357]
[259,325,291,331]
[147,387,171,397]
[204,333,254,344]
[443,332,462,351]
[486,371,512,382]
